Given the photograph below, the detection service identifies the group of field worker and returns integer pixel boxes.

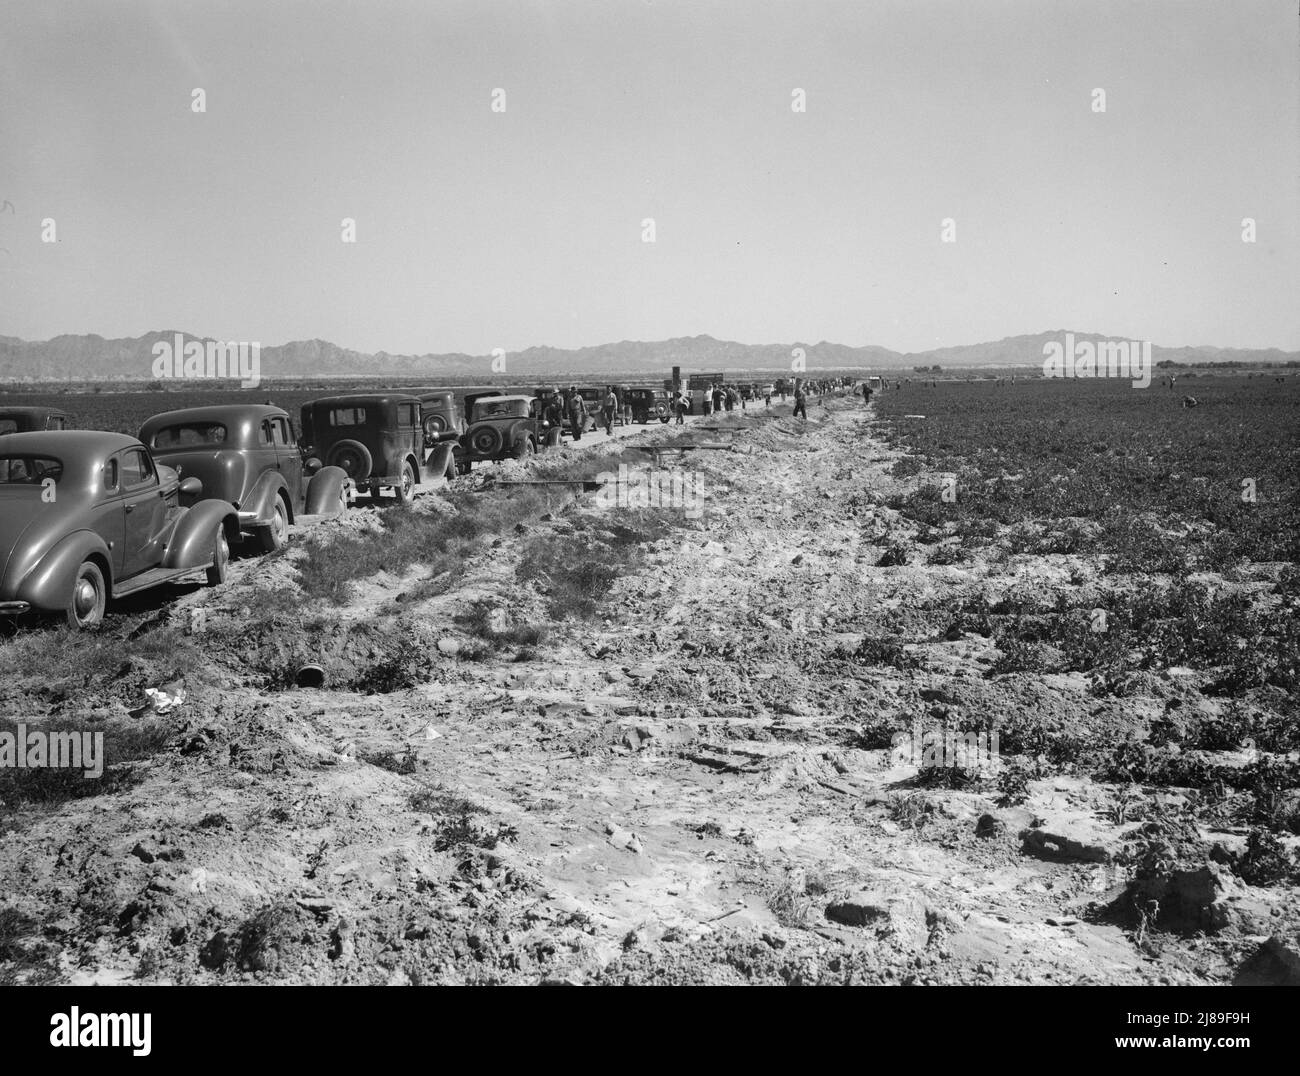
[534,376,875,442]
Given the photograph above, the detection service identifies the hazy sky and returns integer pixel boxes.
[1,0,1296,355]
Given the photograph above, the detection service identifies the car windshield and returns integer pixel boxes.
[0,419,20,434]
[151,422,228,448]
[0,455,63,484]
[473,400,527,421]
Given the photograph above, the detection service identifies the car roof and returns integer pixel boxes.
[144,403,286,420]
[141,404,287,429]
[306,394,421,407]
[473,394,534,406]
[0,430,138,455]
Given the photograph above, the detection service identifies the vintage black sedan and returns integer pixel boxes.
[625,388,671,424]
[454,394,557,473]
[140,404,350,551]
[0,431,238,628]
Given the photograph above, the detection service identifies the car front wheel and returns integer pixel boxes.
[206,526,229,586]
[66,560,106,630]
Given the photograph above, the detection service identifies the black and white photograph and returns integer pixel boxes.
[0,0,1297,1048]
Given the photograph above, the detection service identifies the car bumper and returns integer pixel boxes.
[0,600,31,615]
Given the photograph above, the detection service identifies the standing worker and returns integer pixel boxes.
[793,381,807,419]
[674,389,687,425]
[567,386,587,442]
[602,385,618,436]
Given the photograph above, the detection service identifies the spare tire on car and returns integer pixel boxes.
[326,439,373,481]
[470,427,503,457]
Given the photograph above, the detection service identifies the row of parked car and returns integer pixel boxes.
[0,387,597,628]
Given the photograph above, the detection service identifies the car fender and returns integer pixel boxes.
[425,442,456,479]
[303,465,350,515]
[15,530,113,611]
[406,452,423,483]
[509,421,532,450]
[163,499,238,570]
[243,470,290,526]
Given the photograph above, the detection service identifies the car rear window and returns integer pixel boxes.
[328,407,368,427]
[473,400,525,421]
[0,456,63,484]
[151,422,228,448]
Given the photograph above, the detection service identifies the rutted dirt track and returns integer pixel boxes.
[2,397,1295,984]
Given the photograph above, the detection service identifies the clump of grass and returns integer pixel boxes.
[1234,828,1298,887]
[349,633,431,694]
[889,791,937,831]
[0,907,61,985]
[297,487,553,605]
[0,717,169,816]
[232,902,303,973]
[766,877,814,929]
[456,599,549,653]
[361,745,419,775]
[515,508,680,621]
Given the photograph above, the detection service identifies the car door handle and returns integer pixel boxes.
[125,504,135,513]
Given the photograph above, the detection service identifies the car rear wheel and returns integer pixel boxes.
[326,440,373,481]
[395,460,416,504]
[66,560,106,630]
[257,496,290,552]
[206,526,229,586]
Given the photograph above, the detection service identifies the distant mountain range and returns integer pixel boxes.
[0,330,1295,382]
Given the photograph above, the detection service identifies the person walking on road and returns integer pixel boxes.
[713,385,724,414]
[567,386,587,442]
[701,387,712,417]
[793,382,807,419]
[862,382,873,406]
[674,390,688,425]
[602,386,618,436]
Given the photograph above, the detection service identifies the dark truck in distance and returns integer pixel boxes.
[139,404,350,552]
[454,394,555,473]
[0,407,69,433]
[0,430,237,629]
[299,394,427,504]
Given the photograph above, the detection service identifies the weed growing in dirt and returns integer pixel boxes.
[889,791,937,831]
[297,486,553,605]
[516,509,684,621]
[409,786,518,852]
[0,907,61,984]
[0,717,169,819]
[1234,828,1298,887]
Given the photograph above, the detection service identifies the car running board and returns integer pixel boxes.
[111,564,209,598]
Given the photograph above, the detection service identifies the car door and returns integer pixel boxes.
[268,415,303,508]
[96,455,128,579]
[118,447,168,577]
[394,402,418,473]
